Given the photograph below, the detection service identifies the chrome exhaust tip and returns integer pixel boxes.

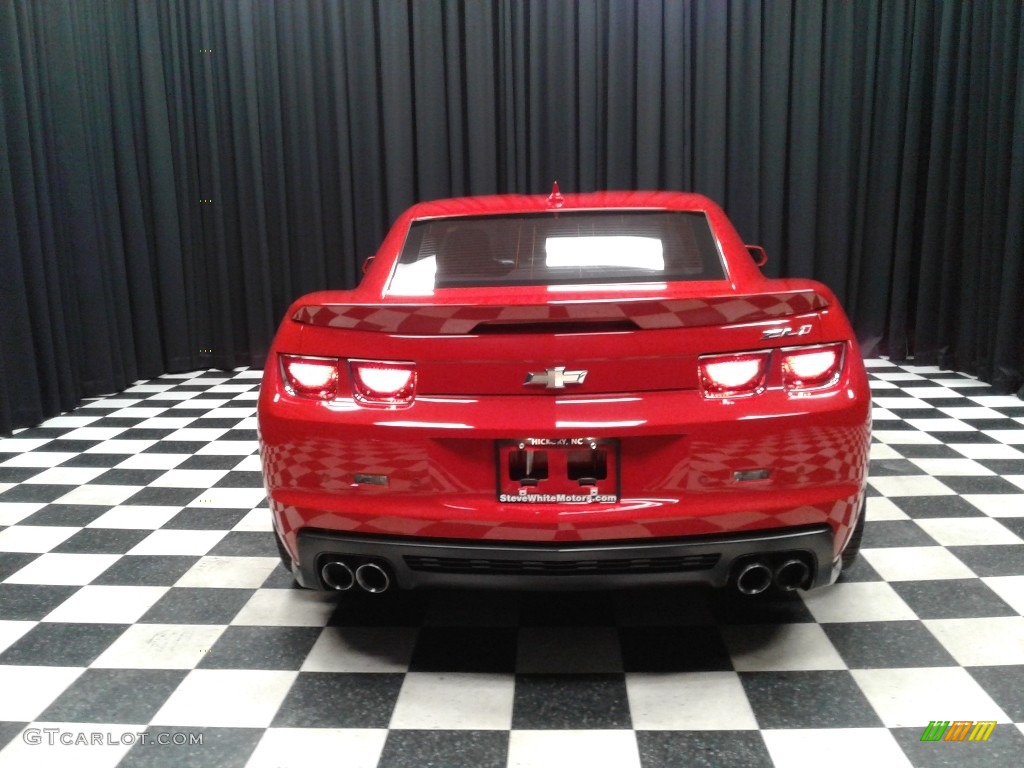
[355,562,391,594]
[735,561,773,595]
[774,559,810,592]
[320,560,355,591]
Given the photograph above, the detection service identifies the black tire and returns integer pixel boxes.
[841,499,867,569]
[273,531,312,588]
[273,530,294,572]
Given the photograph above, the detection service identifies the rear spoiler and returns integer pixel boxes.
[292,291,829,335]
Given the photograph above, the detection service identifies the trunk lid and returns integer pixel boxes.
[293,290,829,396]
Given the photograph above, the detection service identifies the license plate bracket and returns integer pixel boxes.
[496,438,620,503]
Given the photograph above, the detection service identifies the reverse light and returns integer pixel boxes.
[781,343,845,391]
[698,351,771,398]
[350,360,417,406]
[280,355,340,400]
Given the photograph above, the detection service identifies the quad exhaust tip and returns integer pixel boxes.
[355,562,391,593]
[774,558,810,592]
[320,560,355,591]
[320,559,393,593]
[735,557,812,595]
[735,561,773,595]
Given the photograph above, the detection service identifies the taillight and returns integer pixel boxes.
[781,343,845,391]
[350,360,417,406]
[280,355,340,400]
[699,343,846,398]
[698,351,771,398]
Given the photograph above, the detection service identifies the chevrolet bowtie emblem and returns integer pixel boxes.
[524,367,588,389]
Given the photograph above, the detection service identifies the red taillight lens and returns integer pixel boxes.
[280,355,340,400]
[781,343,845,391]
[350,360,417,406]
[698,351,771,398]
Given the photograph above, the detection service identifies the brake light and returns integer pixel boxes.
[781,343,845,391]
[350,360,417,406]
[698,351,770,398]
[699,343,846,398]
[280,355,340,400]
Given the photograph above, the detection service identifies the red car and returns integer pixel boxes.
[258,190,870,597]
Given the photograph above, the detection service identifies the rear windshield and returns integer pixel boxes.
[388,210,726,293]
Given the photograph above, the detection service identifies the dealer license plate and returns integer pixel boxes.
[496,438,619,503]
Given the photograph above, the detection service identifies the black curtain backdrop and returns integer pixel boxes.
[1,0,1023,434]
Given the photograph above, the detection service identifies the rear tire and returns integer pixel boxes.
[274,530,294,572]
[273,531,312,589]
[841,499,867,569]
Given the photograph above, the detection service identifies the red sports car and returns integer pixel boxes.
[258,190,870,597]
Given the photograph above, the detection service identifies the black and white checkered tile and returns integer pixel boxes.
[0,360,1022,768]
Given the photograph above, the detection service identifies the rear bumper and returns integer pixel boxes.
[293,524,840,592]
[262,385,870,556]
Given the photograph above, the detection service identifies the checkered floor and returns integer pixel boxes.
[1,360,1023,768]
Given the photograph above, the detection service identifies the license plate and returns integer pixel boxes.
[496,438,619,503]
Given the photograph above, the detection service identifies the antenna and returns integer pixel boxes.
[547,181,564,209]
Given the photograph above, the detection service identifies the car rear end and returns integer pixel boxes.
[258,192,871,595]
